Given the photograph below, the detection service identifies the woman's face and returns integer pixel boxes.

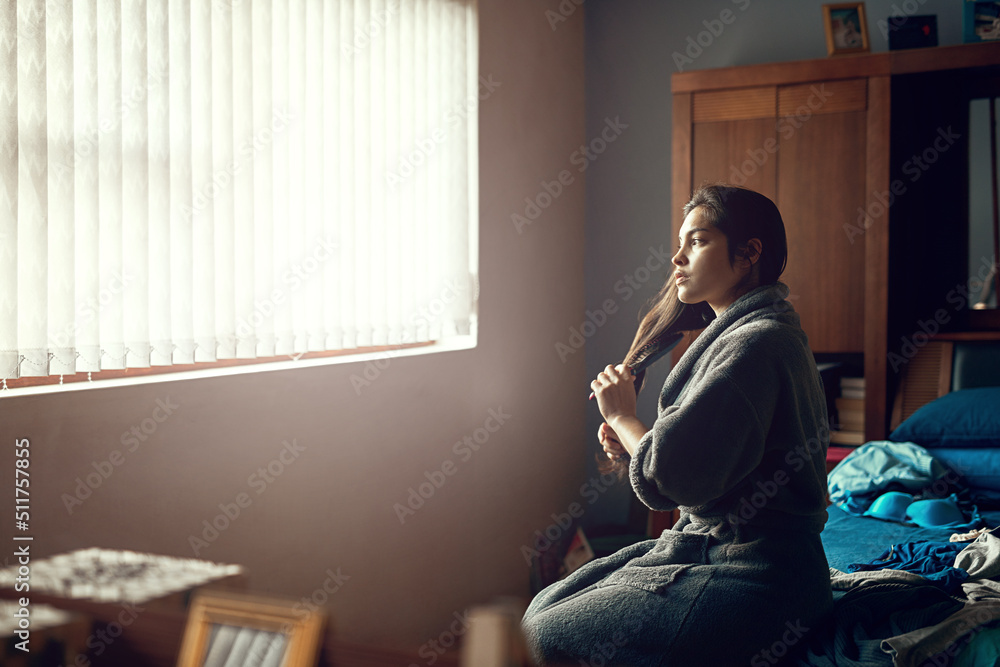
[671,207,746,315]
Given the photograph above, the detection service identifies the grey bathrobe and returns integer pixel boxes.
[522,282,833,666]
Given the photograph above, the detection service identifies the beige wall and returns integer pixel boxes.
[0,0,586,654]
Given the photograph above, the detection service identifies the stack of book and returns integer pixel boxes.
[830,376,866,445]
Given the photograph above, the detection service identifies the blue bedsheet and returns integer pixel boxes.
[789,508,1000,666]
[821,505,1000,572]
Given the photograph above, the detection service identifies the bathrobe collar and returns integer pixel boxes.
[661,281,794,406]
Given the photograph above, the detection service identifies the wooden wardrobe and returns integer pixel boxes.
[671,43,1000,442]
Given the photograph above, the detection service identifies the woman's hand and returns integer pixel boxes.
[598,422,627,461]
[592,364,648,459]
[591,364,637,424]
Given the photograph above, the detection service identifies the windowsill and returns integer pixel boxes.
[1,334,477,397]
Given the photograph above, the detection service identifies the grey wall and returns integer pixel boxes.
[581,0,967,528]
[0,0,586,655]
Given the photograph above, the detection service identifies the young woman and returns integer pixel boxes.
[521,185,833,666]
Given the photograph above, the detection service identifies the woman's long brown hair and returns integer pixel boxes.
[597,280,712,479]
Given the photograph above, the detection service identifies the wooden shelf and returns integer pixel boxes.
[673,42,1000,93]
[933,331,1000,341]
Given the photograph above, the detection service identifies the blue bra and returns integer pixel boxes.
[864,491,966,528]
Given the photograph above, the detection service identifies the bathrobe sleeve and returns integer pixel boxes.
[629,324,788,511]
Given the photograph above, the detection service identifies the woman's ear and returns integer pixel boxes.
[740,238,763,267]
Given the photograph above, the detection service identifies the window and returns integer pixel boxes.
[0,0,478,390]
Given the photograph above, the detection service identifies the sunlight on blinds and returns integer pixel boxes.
[0,0,479,381]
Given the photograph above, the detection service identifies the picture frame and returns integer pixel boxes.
[175,590,326,667]
[964,1,1000,43]
[823,3,870,56]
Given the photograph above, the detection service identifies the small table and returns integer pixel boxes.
[0,548,246,667]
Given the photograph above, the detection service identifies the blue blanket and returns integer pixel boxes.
[827,441,950,515]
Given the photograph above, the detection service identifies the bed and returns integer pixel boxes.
[796,337,1000,667]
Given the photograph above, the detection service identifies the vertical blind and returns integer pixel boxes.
[0,0,478,382]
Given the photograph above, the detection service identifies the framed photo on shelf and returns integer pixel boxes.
[823,3,870,56]
[964,1,1000,43]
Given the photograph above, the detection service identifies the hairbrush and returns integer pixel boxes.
[589,331,684,400]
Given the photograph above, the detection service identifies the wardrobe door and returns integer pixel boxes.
[690,86,778,201]
[776,79,868,354]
